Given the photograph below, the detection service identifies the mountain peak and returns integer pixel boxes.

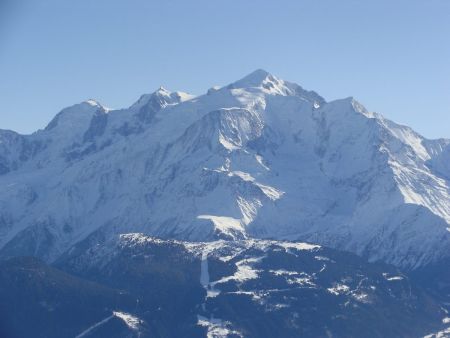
[131,87,194,111]
[232,69,274,88]
[229,70,326,105]
[242,68,272,81]
[155,86,171,96]
[44,100,106,131]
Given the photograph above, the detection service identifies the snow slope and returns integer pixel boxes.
[0,69,449,268]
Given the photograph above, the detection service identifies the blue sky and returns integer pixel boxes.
[1,0,449,138]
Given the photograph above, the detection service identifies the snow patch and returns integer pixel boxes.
[214,256,265,285]
[255,183,284,200]
[255,154,270,171]
[382,273,404,281]
[277,242,321,253]
[328,284,350,295]
[270,269,298,276]
[197,315,243,338]
[219,133,240,151]
[113,311,143,331]
[197,215,245,239]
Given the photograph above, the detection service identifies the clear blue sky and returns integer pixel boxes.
[1,0,449,138]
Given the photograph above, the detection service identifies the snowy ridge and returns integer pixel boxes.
[0,70,449,269]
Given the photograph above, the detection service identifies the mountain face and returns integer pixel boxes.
[1,235,445,338]
[0,70,449,269]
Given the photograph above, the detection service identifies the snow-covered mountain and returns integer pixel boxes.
[1,69,449,268]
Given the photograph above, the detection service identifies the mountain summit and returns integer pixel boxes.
[0,70,449,269]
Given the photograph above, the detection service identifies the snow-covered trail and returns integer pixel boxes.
[200,249,221,299]
[75,314,115,338]
[198,247,242,338]
[75,311,143,338]
[200,249,210,288]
